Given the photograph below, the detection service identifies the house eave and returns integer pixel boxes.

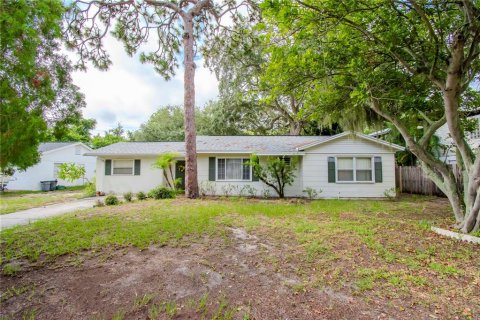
[87,151,305,157]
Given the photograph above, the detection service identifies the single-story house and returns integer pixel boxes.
[86,132,404,198]
[8,142,96,191]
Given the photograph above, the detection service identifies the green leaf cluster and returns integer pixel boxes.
[1,0,86,170]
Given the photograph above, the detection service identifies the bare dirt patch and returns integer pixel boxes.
[0,228,412,320]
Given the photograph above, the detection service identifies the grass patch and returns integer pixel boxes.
[0,196,478,318]
[0,190,84,214]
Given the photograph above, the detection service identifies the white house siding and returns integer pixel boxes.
[96,157,164,194]
[8,144,96,191]
[196,154,303,197]
[301,136,397,198]
[437,115,480,164]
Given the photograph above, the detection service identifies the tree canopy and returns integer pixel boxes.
[91,123,127,149]
[0,0,86,171]
[130,104,243,141]
[260,0,480,232]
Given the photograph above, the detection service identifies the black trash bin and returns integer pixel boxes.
[49,180,58,191]
[40,181,50,192]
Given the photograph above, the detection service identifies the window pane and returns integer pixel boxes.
[356,158,372,170]
[338,170,354,181]
[356,158,372,181]
[337,158,353,169]
[226,159,242,180]
[218,159,225,180]
[113,168,133,175]
[113,160,133,175]
[356,170,372,181]
[242,159,250,180]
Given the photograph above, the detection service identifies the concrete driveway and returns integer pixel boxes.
[0,198,97,230]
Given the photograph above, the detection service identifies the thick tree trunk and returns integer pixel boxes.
[369,97,480,232]
[182,16,199,198]
[441,33,479,232]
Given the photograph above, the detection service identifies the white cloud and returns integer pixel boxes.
[71,35,219,133]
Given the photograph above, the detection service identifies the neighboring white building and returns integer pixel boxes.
[86,132,404,198]
[8,142,96,191]
[437,115,480,164]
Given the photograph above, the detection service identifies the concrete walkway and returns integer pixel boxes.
[0,198,97,230]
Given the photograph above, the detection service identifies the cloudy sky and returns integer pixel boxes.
[70,36,219,134]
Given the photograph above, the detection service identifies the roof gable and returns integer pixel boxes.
[40,142,92,154]
[297,132,405,152]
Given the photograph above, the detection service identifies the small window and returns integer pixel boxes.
[280,156,291,166]
[75,146,82,155]
[217,158,251,181]
[113,160,134,175]
[337,158,354,181]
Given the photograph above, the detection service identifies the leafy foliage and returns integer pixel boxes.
[57,163,86,183]
[148,186,176,200]
[153,152,179,189]
[105,194,119,206]
[204,17,319,135]
[0,0,86,171]
[261,0,480,232]
[91,123,126,149]
[84,178,96,197]
[47,118,97,143]
[123,192,133,202]
[130,104,242,141]
[250,154,297,198]
[136,191,147,201]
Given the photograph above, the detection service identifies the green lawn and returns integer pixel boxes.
[0,188,85,215]
[0,196,478,319]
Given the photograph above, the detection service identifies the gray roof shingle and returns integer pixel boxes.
[86,141,185,156]
[39,142,77,153]
[86,136,330,156]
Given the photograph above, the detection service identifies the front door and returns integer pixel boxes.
[175,161,186,190]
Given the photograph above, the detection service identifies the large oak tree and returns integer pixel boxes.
[263,0,480,232]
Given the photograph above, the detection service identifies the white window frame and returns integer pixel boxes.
[335,156,374,183]
[112,159,135,176]
[216,157,252,182]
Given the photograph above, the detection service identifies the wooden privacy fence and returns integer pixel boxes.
[395,166,463,197]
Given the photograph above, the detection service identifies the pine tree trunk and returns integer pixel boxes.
[182,16,199,198]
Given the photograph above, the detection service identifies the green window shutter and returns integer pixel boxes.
[134,159,141,175]
[328,157,336,183]
[209,157,216,181]
[252,157,260,181]
[105,159,112,176]
[374,156,383,183]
